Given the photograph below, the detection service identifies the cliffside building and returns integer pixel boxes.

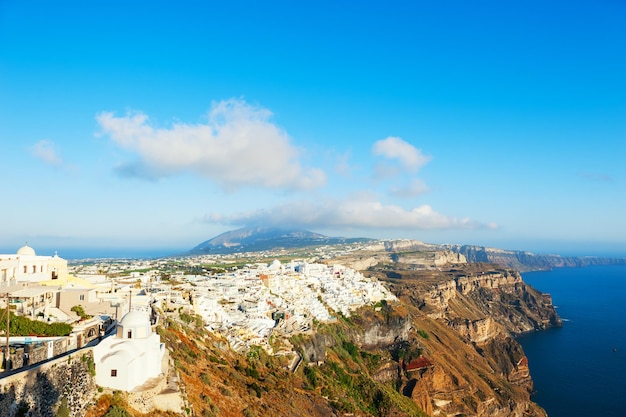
[0,244,69,286]
[93,310,165,391]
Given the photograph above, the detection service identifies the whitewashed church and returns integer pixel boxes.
[0,244,69,285]
[93,310,165,391]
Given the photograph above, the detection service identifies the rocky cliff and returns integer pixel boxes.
[330,243,468,272]
[281,259,559,417]
[365,261,560,417]
[445,244,626,271]
[359,239,626,272]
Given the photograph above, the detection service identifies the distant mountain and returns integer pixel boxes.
[188,226,371,255]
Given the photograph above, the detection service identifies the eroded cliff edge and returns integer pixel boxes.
[365,261,561,416]
[290,253,561,417]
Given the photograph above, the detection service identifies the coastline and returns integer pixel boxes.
[519,265,626,417]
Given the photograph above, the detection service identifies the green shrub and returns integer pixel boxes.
[303,365,318,388]
[417,329,430,340]
[245,365,259,379]
[199,371,211,385]
[248,382,262,398]
[55,397,70,417]
[71,305,92,320]
[103,405,132,417]
[0,312,72,336]
[82,354,96,376]
[242,408,257,417]
[342,341,359,361]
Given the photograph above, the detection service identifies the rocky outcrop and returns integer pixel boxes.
[326,241,472,272]
[347,255,385,271]
[298,307,412,363]
[353,308,411,349]
[299,332,332,363]
[449,317,500,343]
[367,262,559,417]
[407,267,561,334]
[382,239,439,253]
[393,250,467,267]
[379,240,468,267]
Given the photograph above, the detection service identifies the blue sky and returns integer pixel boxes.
[1,0,625,257]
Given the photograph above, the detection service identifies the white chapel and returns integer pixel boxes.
[93,310,165,391]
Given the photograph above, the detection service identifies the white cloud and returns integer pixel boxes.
[205,195,495,230]
[372,136,431,175]
[389,178,429,197]
[30,140,63,166]
[96,99,326,190]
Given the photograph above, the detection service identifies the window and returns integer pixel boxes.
[23,266,27,273]
[127,330,132,339]
[111,369,117,377]
[32,265,36,273]
[79,295,85,301]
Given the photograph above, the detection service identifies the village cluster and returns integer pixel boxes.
[190,259,396,352]
[0,244,396,391]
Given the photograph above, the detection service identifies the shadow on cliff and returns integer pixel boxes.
[30,371,62,417]
[0,371,62,417]
[0,384,18,416]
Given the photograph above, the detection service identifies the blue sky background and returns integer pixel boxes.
[1,0,625,258]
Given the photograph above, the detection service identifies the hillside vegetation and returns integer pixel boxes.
[85,257,559,417]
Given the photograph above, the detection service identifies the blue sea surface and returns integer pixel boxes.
[1,246,183,260]
[45,247,181,260]
[520,265,626,417]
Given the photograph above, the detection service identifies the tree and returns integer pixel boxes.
[71,305,92,320]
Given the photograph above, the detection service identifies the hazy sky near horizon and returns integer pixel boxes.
[1,1,625,256]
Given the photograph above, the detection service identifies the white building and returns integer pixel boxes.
[0,244,69,286]
[93,311,165,391]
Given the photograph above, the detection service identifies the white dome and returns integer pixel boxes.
[17,245,36,256]
[120,311,150,327]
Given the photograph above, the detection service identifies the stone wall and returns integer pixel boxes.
[4,344,49,369]
[28,343,48,365]
[0,349,97,417]
[2,338,69,372]
[53,338,67,356]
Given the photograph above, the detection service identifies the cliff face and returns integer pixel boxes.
[413,267,560,333]
[359,239,626,271]
[288,262,558,417]
[368,262,560,417]
[393,250,467,267]
[331,245,468,271]
[299,306,412,364]
[447,244,626,271]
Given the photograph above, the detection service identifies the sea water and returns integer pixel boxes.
[519,265,626,417]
